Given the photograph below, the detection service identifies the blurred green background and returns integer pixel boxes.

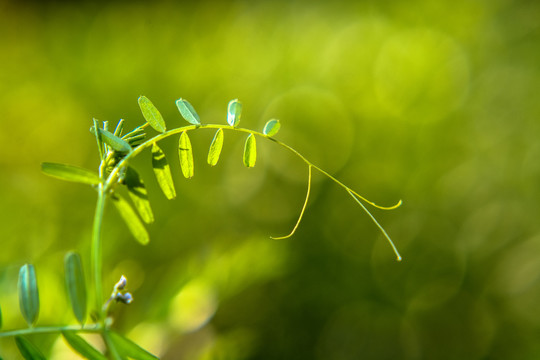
[1,0,540,358]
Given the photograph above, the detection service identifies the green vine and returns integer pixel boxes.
[0,96,402,359]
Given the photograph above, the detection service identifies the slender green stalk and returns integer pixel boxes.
[103,124,401,259]
[0,324,101,338]
[91,185,107,319]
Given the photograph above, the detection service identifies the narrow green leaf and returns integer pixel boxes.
[151,143,176,200]
[138,96,166,133]
[263,119,281,136]
[0,304,3,329]
[18,264,39,327]
[64,252,87,325]
[112,194,150,245]
[178,131,194,179]
[176,98,201,125]
[207,128,224,166]
[243,133,257,168]
[41,163,101,185]
[98,128,132,153]
[15,336,46,360]
[107,331,159,360]
[63,331,107,360]
[124,167,154,224]
[91,118,105,160]
[113,119,125,137]
[227,99,242,127]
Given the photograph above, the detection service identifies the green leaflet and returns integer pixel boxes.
[243,133,257,168]
[207,128,224,166]
[18,264,39,327]
[138,96,166,133]
[112,193,150,245]
[151,143,176,200]
[64,252,87,325]
[176,98,201,125]
[62,331,107,360]
[227,99,242,127]
[113,119,124,137]
[106,331,159,360]
[125,167,155,224]
[178,131,194,179]
[15,336,46,360]
[41,162,101,185]
[92,118,105,160]
[263,119,281,136]
[0,303,2,329]
[98,128,132,153]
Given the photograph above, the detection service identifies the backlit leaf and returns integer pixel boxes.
[207,128,224,166]
[176,98,201,125]
[138,96,166,133]
[125,167,154,224]
[107,331,159,360]
[151,143,176,200]
[41,163,101,185]
[178,131,194,179]
[98,128,132,153]
[64,252,87,325]
[15,336,45,360]
[112,194,149,245]
[227,99,242,127]
[263,119,281,136]
[18,264,39,327]
[243,134,257,168]
[62,331,107,360]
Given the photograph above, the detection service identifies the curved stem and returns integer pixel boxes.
[103,123,402,259]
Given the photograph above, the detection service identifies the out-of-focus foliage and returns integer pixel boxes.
[1,0,540,358]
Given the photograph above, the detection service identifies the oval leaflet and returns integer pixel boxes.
[207,128,224,166]
[178,131,194,179]
[18,264,39,327]
[243,134,257,168]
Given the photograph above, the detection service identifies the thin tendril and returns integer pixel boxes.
[271,165,312,240]
[346,189,402,261]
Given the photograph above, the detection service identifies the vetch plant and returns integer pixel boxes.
[0,96,402,359]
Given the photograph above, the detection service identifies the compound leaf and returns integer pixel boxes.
[125,167,154,224]
[62,331,107,360]
[227,99,242,127]
[243,133,257,168]
[263,119,281,136]
[178,131,194,179]
[151,143,176,200]
[107,331,159,360]
[15,336,46,360]
[207,128,224,166]
[41,163,101,186]
[18,264,39,327]
[98,128,132,153]
[138,96,166,133]
[112,194,149,245]
[64,252,87,325]
[176,98,201,125]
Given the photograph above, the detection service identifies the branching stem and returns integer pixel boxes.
[104,124,402,260]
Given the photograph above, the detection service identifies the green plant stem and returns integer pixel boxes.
[0,324,102,338]
[92,184,107,320]
[103,124,401,260]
